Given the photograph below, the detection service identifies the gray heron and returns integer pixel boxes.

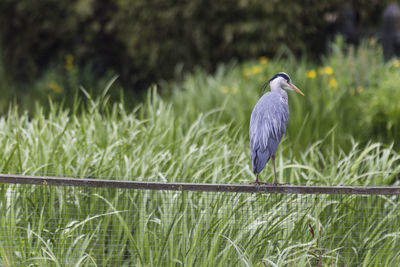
[249,72,304,185]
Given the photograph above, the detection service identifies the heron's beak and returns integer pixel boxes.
[290,83,304,96]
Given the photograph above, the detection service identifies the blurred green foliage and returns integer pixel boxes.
[166,37,400,150]
[0,51,116,114]
[0,0,391,93]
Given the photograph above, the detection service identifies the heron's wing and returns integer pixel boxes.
[249,92,289,173]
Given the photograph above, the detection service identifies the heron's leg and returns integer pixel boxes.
[255,173,259,185]
[272,155,289,186]
[272,155,278,185]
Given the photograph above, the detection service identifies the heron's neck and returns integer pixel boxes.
[270,80,282,93]
[270,81,288,104]
[279,89,288,104]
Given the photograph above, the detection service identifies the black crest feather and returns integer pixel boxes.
[268,72,291,83]
[261,72,291,93]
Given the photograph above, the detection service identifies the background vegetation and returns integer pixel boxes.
[0,0,392,97]
[168,38,400,151]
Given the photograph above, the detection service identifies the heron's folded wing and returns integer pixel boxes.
[249,93,289,150]
[249,93,289,172]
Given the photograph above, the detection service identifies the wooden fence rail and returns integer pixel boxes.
[0,173,399,195]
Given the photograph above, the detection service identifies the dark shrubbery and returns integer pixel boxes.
[0,0,390,92]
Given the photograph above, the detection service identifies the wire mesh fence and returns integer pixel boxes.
[1,175,400,266]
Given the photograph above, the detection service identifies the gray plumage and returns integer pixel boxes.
[249,72,303,184]
[250,91,288,173]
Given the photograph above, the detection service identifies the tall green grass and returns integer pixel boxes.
[0,85,399,265]
[0,87,398,186]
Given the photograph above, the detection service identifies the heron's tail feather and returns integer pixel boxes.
[252,149,272,174]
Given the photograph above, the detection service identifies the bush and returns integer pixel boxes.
[0,0,391,92]
[361,58,400,142]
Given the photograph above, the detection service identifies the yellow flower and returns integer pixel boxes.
[244,65,263,78]
[65,54,75,71]
[221,86,229,94]
[318,66,333,75]
[250,65,262,75]
[48,80,63,93]
[258,56,269,64]
[329,77,338,88]
[393,59,400,68]
[357,86,364,93]
[231,86,238,94]
[306,70,316,79]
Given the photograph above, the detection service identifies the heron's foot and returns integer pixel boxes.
[251,181,272,185]
[273,182,289,186]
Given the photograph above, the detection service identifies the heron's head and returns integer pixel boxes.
[268,72,304,95]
